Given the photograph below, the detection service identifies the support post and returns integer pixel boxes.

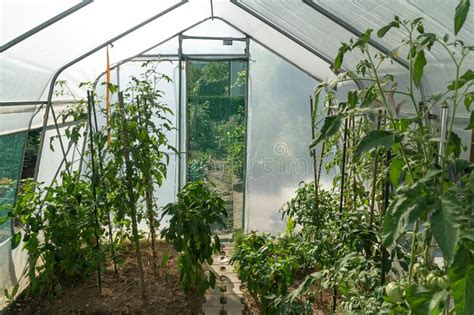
[87,91,102,294]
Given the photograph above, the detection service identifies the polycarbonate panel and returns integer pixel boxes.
[0,57,52,102]
[184,19,245,38]
[313,0,473,65]
[1,0,183,102]
[0,103,76,135]
[236,0,402,73]
[36,124,84,187]
[0,0,79,45]
[183,38,246,55]
[313,0,474,94]
[245,41,331,233]
[38,0,210,102]
[213,1,335,81]
[145,37,179,56]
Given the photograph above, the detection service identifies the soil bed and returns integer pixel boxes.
[5,241,204,314]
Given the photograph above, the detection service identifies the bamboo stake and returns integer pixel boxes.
[90,92,118,274]
[309,96,320,230]
[369,112,382,229]
[381,150,391,285]
[333,111,349,313]
[86,91,102,294]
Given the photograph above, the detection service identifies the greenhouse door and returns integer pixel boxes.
[185,59,247,234]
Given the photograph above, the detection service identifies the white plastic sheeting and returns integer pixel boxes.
[36,124,85,187]
[245,41,322,233]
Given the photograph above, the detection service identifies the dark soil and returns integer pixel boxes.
[5,241,204,315]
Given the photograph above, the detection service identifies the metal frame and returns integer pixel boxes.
[242,35,250,232]
[0,0,93,52]
[177,33,184,190]
[182,53,250,232]
[34,0,188,181]
[302,0,408,69]
[230,0,334,66]
[182,35,247,42]
[29,1,346,235]
[0,100,75,107]
[87,15,326,234]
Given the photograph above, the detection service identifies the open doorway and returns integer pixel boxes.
[186,59,247,234]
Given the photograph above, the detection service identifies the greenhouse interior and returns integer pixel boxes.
[0,0,473,314]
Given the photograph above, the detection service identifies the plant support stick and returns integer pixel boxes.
[118,92,146,300]
[87,91,102,294]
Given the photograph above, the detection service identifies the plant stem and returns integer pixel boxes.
[119,92,146,301]
[408,220,419,283]
[366,50,416,181]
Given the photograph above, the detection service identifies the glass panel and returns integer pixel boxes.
[186,60,247,233]
[0,132,26,243]
[245,40,334,233]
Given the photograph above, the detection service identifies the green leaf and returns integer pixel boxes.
[348,90,358,108]
[465,92,473,111]
[389,158,404,187]
[11,232,21,250]
[0,215,9,225]
[354,130,396,160]
[448,70,474,90]
[465,111,474,130]
[455,0,470,35]
[209,271,216,289]
[413,50,427,87]
[382,184,426,247]
[311,115,342,149]
[446,131,462,157]
[377,21,400,38]
[334,43,350,70]
[431,189,462,263]
[449,246,474,315]
[405,285,446,314]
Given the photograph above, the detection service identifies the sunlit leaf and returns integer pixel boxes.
[431,188,462,263]
[377,21,400,38]
[389,158,404,187]
[455,0,470,35]
[354,130,396,160]
[11,232,22,250]
[449,246,474,315]
[311,115,342,149]
[465,111,474,130]
[413,50,427,87]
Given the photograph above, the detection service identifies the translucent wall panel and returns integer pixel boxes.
[245,41,329,233]
[2,0,185,102]
[183,38,246,55]
[237,0,402,73]
[36,124,84,187]
[0,0,79,45]
[184,19,245,38]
